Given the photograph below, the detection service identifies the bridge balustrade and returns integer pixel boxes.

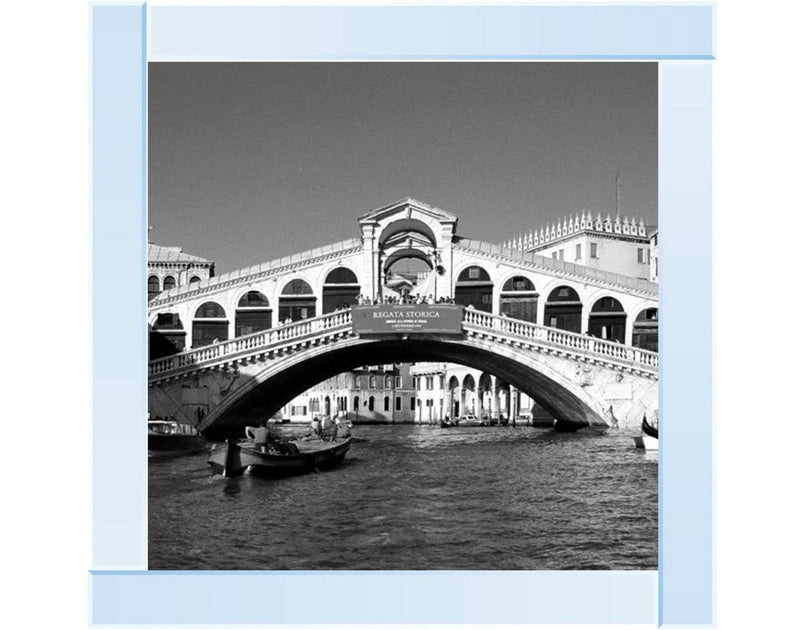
[149,306,657,381]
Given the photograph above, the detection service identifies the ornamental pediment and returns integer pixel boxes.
[357,197,458,226]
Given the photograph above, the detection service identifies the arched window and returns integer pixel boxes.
[147,276,160,301]
[544,285,582,333]
[353,396,360,411]
[368,396,375,411]
[384,396,390,411]
[149,312,185,359]
[500,275,538,323]
[192,301,228,348]
[323,267,360,313]
[589,296,627,342]
[385,376,394,389]
[189,276,201,285]
[235,291,272,337]
[279,279,316,323]
[632,307,658,351]
[455,265,493,313]
[162,276,176,292]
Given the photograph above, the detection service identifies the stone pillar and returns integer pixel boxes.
[581,303,591,336]
[511,387,519,427]
[447,388,454,420]
[491,376,500,423]
[360,222,379,300]
[625,314,634,347]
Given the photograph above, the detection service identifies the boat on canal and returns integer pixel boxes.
[148,419,208,456]
[208,434,352,478]
[633,415,659,450]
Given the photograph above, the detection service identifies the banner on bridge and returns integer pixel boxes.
[351,305,464,335]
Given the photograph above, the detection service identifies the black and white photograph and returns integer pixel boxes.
[146,62,659,571]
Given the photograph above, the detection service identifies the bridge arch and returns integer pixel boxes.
[378,218,438,248]
[235,290,272,337]
[322,265,360,313]
[499,274,539,323]
[454,264,493,312]
[192,301,228,348]
[588,296,627,342]
[632,306,658,351]
[544,285,583,333]
[279,278,317,323]
[197,334,616,437]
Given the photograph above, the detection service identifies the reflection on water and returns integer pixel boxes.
[149,425,657,570]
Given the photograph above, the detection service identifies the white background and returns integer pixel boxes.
[3,1,801,628]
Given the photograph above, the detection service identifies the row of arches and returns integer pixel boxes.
[149,264,657,359]
[148,274,202,301]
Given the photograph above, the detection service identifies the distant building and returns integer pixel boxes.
[280,364,417,424]
[147,243,215,302]
[148,243,215,358]
[649,229,659,283]
[502,211,655,280]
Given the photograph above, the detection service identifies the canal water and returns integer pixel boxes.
[149,425,657,570]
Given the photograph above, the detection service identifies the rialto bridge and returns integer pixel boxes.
[148,198,658,437]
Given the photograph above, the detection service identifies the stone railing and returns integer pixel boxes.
[148,309,353,380]
[149,307,658,383]
[454,238,658,297]
[462,309,659,373]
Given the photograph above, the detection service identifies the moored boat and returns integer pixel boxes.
[148,419,207,456]
[208,436,352,478]
[634,414,659,450]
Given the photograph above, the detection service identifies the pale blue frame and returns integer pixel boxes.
[91,3,714,625]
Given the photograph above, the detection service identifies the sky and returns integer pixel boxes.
[148,62,657,274]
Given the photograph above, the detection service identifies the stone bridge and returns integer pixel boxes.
[148,197,658,437]
[149,307,658,437]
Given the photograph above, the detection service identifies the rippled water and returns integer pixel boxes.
[149,425,657,570]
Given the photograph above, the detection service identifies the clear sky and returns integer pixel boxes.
[148,62,657,274]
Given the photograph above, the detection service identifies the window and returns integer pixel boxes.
[395,376,401,388]
[590,243,598,259]
[439,375,445,389]
[384,397,390,411]
[410,398,415,411]
[552,252,557,259]
[637,248,645,263]
[575,244,582,260]
[549,316,558,327]
[147,276,160,299]
[369,376,377,389]
[189,276,201,284]
[309,399,320,412]
[426,376,434,390]
[468,267,480,279]
[368,396,375,411]
[395,397,401,411]
[558,250,564,261]
[353,396,359,411]
[163,276,176,291]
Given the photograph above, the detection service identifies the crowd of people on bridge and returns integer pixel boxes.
[355,294,455,306]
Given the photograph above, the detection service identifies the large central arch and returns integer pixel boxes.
[199,335,610,438]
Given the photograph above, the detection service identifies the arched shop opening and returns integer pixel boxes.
[149,312,186,359]
[454,265,493,312]
[192,301,228,348]
[462,374,477,416]
[632,307,658,351]
[544,286,582,333]
[589,296,627,343]
[148,276,160,301]
[235,291,272,337]
[279,279,316,323]
[322,267,360,313]
[499,275,539,323]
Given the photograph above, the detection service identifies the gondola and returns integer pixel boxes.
[208,435,352,478]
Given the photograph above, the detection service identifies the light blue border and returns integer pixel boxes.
[91,2,713,626]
